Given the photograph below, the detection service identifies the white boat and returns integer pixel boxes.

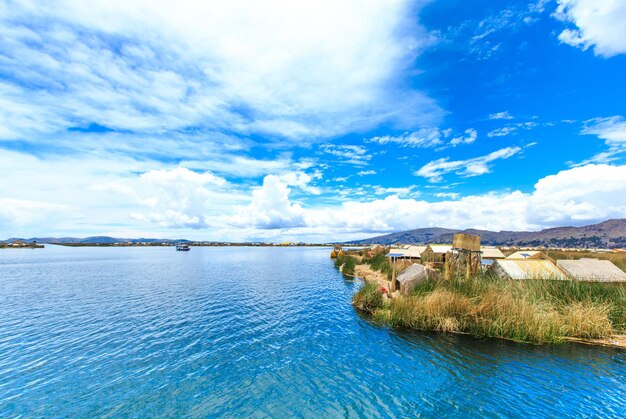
[176,244,190,251]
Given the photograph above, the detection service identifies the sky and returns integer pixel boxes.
[1,0,626,242]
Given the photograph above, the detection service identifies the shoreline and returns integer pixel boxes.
[347,263,626,350]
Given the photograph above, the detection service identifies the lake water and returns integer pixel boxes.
[0,246,624,417]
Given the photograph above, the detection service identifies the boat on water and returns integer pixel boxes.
[175,244,190,251]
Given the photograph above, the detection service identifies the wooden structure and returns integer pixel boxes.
[446,233,481,280]
[386,251,405,292]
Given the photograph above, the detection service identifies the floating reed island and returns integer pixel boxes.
[332,236,626,348]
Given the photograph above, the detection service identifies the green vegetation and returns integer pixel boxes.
[333,255,344,269]
[352,282,383,312]
[366,253,393,280]
[334,254,357,276]
[342,256,357,276]
[353,273,626,344]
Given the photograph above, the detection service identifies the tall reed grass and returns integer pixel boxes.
[353,273,625,344]
[334,255,357,276]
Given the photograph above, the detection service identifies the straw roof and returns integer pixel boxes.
[388,245,427,258]
[396,263,428,293]
[492,260,567,280]
[481,247,505,259]
[397,263,428,285]
[505,250,547,260]
[556,259,626,282]
[425,244,453,254]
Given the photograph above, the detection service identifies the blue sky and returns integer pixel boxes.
[1,0,626,242]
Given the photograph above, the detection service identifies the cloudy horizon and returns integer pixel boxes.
[1,0,626,242]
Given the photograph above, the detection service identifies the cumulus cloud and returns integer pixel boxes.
[2,148,625,241]
[228,173,313,230]
[255,164,626,240]
[415,147,522,182]
[238,164,626,240]
[554,0,626,57]
[130,168,230,228]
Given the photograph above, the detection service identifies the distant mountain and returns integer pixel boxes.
[348,219,626,248]
[1,236,190,244]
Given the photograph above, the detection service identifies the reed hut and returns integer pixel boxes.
[556,259,626,282]
[396,263,428,294]
[491,259,567,280]
[421,244,452,263]
[386,245,426,261]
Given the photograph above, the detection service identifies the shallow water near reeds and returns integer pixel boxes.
[1,246,624,417]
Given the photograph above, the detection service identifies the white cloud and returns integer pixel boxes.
[0,198,74,229]
[366,127,448,148]
[2,149,625,241]
[582,116,626,147]
[449,129,477,146]
[487,122,537,137]
[357,170,377,176]
[279,164,626,240]
[434,192,460,199]
[489,111,514,120]
[180,155,296,178]
[372,185,419,198]
[239,164,626,240]
[368,127,478,148]
[528,164,626,225]
[554,0,626,57]
[0,0,442,141]
[415,147,522,182]
[487,126,516,137]
[228,174,310,230]
[319,144,371,166]
[130,168,231,228]
[574,116,626,164]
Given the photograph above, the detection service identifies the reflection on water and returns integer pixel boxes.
[0,246,624,417]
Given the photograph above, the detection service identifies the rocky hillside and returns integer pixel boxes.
[349,219,626,248]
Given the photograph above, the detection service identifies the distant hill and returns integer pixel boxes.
[1,236,190,244]
[348,219,626,248]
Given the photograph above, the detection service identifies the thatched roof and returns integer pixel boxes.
[505,250,547,260]
[556,259,626,282]
[481,247,505,259]
[492,259,567,280]
[396,263,428,293]
[388,245,427,258]
[425,244,452,254]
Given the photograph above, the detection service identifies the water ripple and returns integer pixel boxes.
[0,246,624,417]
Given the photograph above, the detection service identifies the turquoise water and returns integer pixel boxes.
[1,246,624,417]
